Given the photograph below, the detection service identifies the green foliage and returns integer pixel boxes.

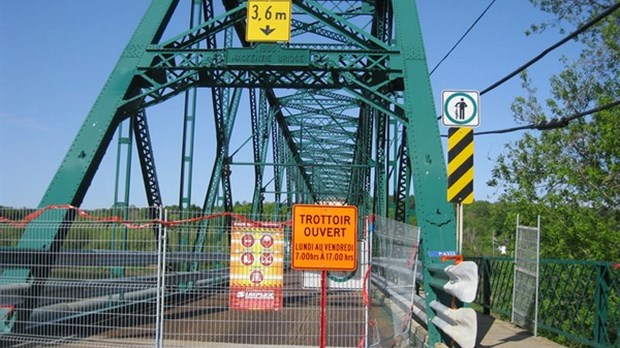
[461,200,519,258]
[487,0,620,262]
[462,201,493,256]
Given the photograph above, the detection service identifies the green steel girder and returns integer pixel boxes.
[290,129,355,145]
[132,110,163,244]
[291,19,349,42]
[198,13,238,217]
[391,0,457,344]
[282,90,361,164]
[267,93,319,203]
[292,0,388,50]
[124,62,399,112]
[394,129,412,223]
[161,3,245,49]
[133,110,163,208]
[284,104,360,122]
[250,88,262,216]
[113,117,134,208]
[373,110,388,217]
[178,0,204,213]
[250,89,272,217]
[349,105,373,211]
[279,91,351,104]
[192,84,241,256]
[179,0,205,272]
[201,86,240,213]
[287,115,358,129]
[271,120,285,216]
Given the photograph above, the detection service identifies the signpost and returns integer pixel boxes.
[442,90,479,253]
[292,204,358,348]
[447,126,474,254]
[246,0,292,42]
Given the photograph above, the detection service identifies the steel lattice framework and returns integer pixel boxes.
[2,0,457,345]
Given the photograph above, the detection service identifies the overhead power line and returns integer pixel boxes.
[435,2,620,127]
[480,1,620,95]
[466,99,620,136]
[429,0,497,76]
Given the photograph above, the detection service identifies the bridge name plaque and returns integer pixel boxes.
[225,44,309,66]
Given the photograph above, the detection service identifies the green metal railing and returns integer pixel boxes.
[469,257,619,347]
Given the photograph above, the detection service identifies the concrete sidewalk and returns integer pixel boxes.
[476,313,564,347]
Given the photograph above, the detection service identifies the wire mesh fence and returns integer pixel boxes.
[0,206,163,347]
[511,215,540,334]
[369,215,421,348]
[0,206,368,347]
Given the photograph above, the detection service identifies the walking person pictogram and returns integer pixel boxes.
[442,90,480,127]
[455,98,468,120]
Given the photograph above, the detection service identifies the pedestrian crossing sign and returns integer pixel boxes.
[441,90,480,127]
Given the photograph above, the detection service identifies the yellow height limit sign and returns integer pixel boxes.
[246,0,292,42]
[292,204,358,271]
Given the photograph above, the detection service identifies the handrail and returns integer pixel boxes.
[467,256,619,347]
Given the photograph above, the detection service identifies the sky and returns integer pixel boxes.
[0,1,581,209]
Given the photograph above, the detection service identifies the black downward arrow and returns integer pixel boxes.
[261,25,275,36]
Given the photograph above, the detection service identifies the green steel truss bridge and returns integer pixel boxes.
[0,0,467,346]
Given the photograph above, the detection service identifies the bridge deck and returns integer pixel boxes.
[44,312,564,348]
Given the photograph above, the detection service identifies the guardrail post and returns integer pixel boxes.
[594,264,611,347]
[483,258,491,315]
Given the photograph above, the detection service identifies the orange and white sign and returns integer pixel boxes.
[229,222,284,310]
[292,204,358,271]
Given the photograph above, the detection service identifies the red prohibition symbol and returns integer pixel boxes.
[241,233,255,248]
[260,234,274,248]
[249,270,264,284]
[260,252,274,266]
[241,252,255,266]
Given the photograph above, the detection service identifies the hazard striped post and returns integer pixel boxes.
[447,127,473,254]
[447,127,474,204]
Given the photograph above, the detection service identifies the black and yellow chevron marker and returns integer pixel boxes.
[447,127,474,204]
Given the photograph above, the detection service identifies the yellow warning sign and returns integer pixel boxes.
[447,127,474,204]
[291,204,358,271]
[246,0,292,42]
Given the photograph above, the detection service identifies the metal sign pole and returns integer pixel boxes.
[320,270,328,348]
[454,203,463,253]
[458,203,464,254]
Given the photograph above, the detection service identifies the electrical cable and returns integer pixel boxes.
[440,99,620,137]
[429,0,497,76]
[435,2,620,126]
[479,2,620,95]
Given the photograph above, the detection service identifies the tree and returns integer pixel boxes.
[488,0,620,261]
[462,200,494,256]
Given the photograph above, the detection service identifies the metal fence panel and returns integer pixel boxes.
[159,212,367,347]
[1,207,368,347]
[370,215,421,347]
[0,206,162,347]
[512,215,540,334]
